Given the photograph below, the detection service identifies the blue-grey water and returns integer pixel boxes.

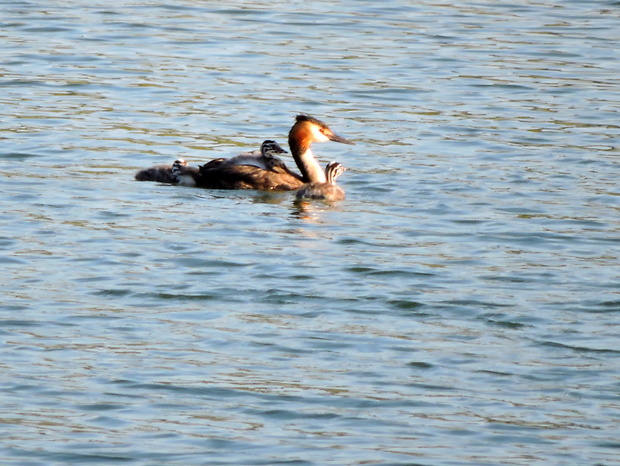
[1,1,619,464]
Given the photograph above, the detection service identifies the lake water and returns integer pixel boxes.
[1,0,619,464]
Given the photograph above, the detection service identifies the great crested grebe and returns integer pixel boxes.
[135,158,188,183]
[296,161,347,202]
[197,115,355,191]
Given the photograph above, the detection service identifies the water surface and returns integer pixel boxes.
[1,1,619,464]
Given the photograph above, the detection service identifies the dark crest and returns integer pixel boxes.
[295,114,328,129]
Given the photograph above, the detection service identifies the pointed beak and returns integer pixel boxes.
[329,133,356,145]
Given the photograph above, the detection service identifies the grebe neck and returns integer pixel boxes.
[296,147,326,183]
[289,134,326,184]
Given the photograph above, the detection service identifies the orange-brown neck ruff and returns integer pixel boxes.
[288,121,327,183]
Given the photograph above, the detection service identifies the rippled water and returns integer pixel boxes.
[2,1,619,464]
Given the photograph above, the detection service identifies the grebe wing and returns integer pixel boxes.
[198,163,304,191]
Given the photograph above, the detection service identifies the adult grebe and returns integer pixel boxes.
[296,161,347,201]
[135,158,187,183]
[197,115,354,191]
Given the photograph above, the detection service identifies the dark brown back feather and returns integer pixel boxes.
[198,163,304,191]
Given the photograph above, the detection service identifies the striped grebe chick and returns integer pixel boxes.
[171,160,202,187]
[135,159,188,184]
[220,140,288,171]
[197,115,354,191]
[296,161,346,202]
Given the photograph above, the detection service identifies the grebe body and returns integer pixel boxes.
[296,161,346,201]
[197,115,354,191]
[132,140,283,187]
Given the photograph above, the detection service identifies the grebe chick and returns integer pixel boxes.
[135,159,187,184]
[171,160,202,187]
[220,140,288,171]
[197,115,354,191]
[296,161,346,201]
